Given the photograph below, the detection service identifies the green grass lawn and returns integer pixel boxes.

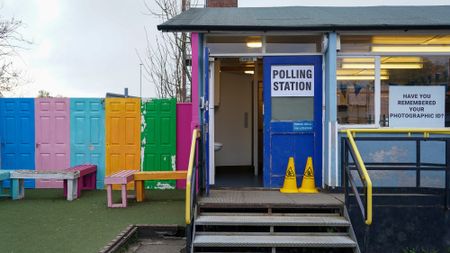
[0,189,185,253]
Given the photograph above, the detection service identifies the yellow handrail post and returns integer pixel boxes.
[346,130,373,225]
[185,128,200,225]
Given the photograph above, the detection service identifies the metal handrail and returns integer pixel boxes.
[345,130,373,225]
[342,128,450,226]
[185,128,200,225]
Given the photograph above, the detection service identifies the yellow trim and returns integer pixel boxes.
[345,130,373,225]
[186,128,201,225]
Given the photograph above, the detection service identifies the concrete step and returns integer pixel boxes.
[196,214,350,227]
[193,233,357,248]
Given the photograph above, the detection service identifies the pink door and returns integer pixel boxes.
[35,98,71,188]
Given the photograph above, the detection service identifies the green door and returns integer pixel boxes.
[141,98,177,189]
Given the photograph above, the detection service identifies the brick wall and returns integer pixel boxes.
[206,0,237,7]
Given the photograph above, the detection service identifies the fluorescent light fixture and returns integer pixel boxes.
[341,63,423,69]
[337,75,389,81]
[337,69,389,76]
[342,58,374,63]
[246,41,262,48]
[372,35,450,45]
[372,45,450,53]
[244,70,254,75]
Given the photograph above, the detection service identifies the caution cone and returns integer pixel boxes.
[280,157,299,193]
[298,157,319,193]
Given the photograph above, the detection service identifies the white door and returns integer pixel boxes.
[215,72,253,166]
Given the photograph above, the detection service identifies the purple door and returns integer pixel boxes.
[35,98,71,188]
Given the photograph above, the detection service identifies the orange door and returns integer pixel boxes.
[105,98,141,189]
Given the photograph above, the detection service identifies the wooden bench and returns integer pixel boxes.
[63,164,97,198]
[104,170,135,208]
[10,170,80,201]
[0,170,11,198]
[134,171,188,202]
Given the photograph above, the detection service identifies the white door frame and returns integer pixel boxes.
[208,59,215,185]
[208,57,260,185]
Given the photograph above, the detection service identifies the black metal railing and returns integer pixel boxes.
[342,136,450,216]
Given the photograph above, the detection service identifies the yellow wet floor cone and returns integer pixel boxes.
[280,157,299,193]
[298,157,319,193]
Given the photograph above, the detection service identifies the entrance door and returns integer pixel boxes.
[35,98,71,188]
[0,98,35,188]
[263,56,322,188]
[70,98,105,189]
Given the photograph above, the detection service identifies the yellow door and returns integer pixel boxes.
[106,98,141,189]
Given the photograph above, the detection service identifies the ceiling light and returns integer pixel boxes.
[372,45,450,53]
[341,63,423,69]
[244,70,254,75]
[337,75,389,81]
[246,42,262,48]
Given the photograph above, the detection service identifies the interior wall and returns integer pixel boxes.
[215,71,253,166]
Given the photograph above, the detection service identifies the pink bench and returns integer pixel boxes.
[104,170,135,208]
[63,164,97,199]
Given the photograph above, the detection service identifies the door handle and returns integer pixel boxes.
[36,143,40,149]
[244,112,249,128]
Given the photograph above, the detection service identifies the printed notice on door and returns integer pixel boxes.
[271,65,314,97]
[389,86,445,128]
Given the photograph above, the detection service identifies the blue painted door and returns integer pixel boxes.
[70,98,105,189]
[263,56,323,188]
[0,98,35,188]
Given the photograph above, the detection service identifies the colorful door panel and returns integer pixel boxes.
[106,98,140,189]
[0,98,35,188]
[70,98,105,189]
[141,99,176,189]
[35,98,71,188]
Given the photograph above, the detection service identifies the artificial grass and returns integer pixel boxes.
[0,189,185,253]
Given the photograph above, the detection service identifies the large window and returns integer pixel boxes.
[338,35,450,127]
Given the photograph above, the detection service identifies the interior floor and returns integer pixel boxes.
[214,166,263,188]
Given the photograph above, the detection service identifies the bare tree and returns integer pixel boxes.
[37,90,51,98]
[138,0,192,102]
[0,17,30,96]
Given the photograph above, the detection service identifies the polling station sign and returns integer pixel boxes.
[389,86,445,128]
[271,65,314,97]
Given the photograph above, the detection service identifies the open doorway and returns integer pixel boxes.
[211,58,263,188]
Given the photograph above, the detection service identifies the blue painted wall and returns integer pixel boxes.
[70,98,105,189]
[0,98,35,188]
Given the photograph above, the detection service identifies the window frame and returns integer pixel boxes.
[336,56,381,128]
[337,33,450,129]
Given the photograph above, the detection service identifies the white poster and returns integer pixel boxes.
[271,65,314,97]
[389,86,445,128]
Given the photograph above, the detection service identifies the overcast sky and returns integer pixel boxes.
[1,0,450,98]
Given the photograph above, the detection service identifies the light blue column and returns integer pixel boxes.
[324,32,338,187]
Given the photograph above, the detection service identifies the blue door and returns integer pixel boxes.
[263,56,322,188]
[0,98,35,188]
[70,98,105,189]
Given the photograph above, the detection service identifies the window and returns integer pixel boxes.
[338,34,450,127]
[380,56,450,127]
[266,36,321,53]
[337,57,376,124]
[206,36,263,54]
